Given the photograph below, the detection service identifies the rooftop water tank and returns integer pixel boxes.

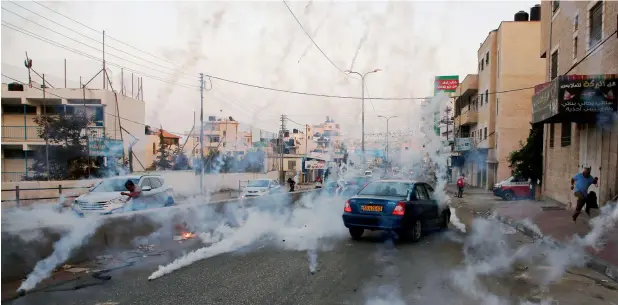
[515,10,529,21]
[530,4,541,21]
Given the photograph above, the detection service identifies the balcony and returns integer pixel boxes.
[458,111,478,126]
[1,125,105,143]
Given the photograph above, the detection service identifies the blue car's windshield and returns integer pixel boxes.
[357,182,411,197]
[92,178,139,192]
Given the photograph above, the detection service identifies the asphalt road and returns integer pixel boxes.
[4,192,618,305]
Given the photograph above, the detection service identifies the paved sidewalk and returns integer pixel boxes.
[492,200,618,282]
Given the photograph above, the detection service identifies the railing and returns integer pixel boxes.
[1,184,91,207]
[1,126,105,140]
[1,126,42,140]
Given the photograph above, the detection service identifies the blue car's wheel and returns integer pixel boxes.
[349,227,364,240]
[410,219,423,243]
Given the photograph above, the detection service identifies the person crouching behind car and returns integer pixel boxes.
[121,180,143,211]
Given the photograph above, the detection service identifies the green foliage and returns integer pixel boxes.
[29,114,99,180]
[508,123,543,184]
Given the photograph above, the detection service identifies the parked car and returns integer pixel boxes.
[493,176,530,200]
[241,179,282,198]
[72,175,175,216]
[342,180,450,242]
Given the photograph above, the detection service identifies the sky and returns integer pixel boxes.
[1,0,539,139]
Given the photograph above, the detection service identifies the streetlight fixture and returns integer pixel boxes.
[377,115,397,171]
[344,68,381,169]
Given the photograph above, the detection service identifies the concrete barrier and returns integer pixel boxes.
[1,189,322,283]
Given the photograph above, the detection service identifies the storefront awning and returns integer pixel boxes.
[532,75,617,124]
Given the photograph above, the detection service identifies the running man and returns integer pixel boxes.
[571,167,598,222]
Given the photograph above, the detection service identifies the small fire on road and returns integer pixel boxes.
[181,232,196,240]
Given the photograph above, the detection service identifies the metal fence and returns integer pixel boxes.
[1,184,91,207]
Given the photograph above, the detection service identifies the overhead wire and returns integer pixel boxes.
[31,0,179,66]
[6,2,190,78]
[9,1,613,105]
[282,0,355,79]
[0,12,198,86]
[1,22,199,90]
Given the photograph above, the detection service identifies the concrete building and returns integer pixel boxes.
[454,8,546,189]
[532,1,618,206]
[1,82,145,181]
[143,129,181,169]
[184,116,245,157]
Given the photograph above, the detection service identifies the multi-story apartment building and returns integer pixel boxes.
[184,116,243,157]
[1,82,145,181]
[532,1,617,206]
[454,7,546,189]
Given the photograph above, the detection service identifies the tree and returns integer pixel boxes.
[30,113,98,180]
[152,128,173,170]
[508,123,543,184]
[172,147,190,170]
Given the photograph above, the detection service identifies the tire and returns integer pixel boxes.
[503,191,514,201]
[439,212,450,230]
[410,219,423,243]
[349,227,364,240]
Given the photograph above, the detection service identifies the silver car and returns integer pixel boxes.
[72,175,175,216]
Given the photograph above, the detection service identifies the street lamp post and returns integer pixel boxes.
[345,68,381,169]
[378,115,397,171]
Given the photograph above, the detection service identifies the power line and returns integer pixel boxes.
[1,22,199,89]
[282,0,353,78]
[31,0,179,66]
[5,3,188,78]
[0,14,197,85]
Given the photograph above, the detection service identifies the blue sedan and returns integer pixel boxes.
[341,180,450,242]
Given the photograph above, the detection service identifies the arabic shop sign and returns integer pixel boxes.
[532,75,617,123]
[559,76,616,113]
[89,138,124,157]
[305,160,326,170]
[454,138,473,152]
[434,75,459,94]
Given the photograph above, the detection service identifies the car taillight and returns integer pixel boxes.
[392,202,405,216]
[344,200,352,213]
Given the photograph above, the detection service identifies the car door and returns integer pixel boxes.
[423,184,440,221]
[412,183,433,220]
[148,177,165,207]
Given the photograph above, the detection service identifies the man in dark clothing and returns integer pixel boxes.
[571,167,598,222]
[287,177,296,192]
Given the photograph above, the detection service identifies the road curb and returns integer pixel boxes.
[493,214,618,283]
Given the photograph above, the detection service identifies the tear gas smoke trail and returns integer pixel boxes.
[449,207,467,233]
[307,248,317,274]
[148,193,347,280]
[18,217,103,292]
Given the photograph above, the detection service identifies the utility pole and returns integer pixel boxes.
[102,31,106,89]
[199,73,205,194]
[344,68,381,169]
[279,115,287,184]
[378,115,397,173]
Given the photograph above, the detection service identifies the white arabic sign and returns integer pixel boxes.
[305,160,326,170]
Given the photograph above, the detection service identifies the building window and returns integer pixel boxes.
[552,1,560,13]
[496,98,499,116]
[549,123,555,148]
[288,160,296,170]
[485,90,489,104]
[588,2,603,49]
[573,14,579,32]
[481,60,484,71]
[484,127,488,139]
[550,50,559,79]
[152,143,156,154]
[561,123,571,147]
[485,52,489,65]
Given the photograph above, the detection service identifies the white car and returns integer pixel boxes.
[72,175,175,216]
[241,179,282,198]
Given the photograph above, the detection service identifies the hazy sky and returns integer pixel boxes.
[1,0,538,137]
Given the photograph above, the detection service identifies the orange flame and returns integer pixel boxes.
[181,232,196,240]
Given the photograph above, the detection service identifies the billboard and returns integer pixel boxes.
[89,138,124,157]
[305,160,326,170]
[434,75,459,95]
